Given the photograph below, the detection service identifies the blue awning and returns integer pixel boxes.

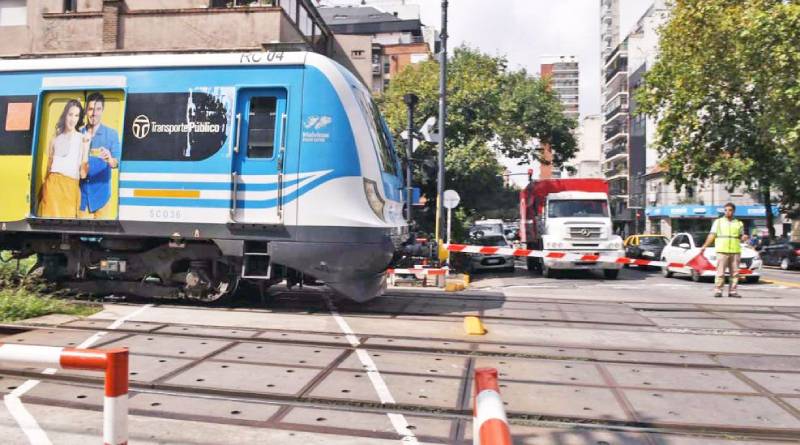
[646,204,779,218]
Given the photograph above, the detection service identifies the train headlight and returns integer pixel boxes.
[363,178,386,221]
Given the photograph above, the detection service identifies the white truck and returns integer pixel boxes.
[520,178,625,279]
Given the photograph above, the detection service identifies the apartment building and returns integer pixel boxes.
[0,0,332,57]
[539,55,579,179]
[566,114,603,179]
[319,4,433,94]
[600,0,667,235]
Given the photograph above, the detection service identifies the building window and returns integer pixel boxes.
[63,0,76,12]
[0,0,27,26]
[383,61,390,74]
[351,49,365,59]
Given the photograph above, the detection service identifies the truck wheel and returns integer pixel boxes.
[746,276,760,284]
[603,269,619,280]
[543,264,557,278]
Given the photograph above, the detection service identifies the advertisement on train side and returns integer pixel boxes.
[34,90,125,220]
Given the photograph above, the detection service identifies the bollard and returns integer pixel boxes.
[473,367,511,445]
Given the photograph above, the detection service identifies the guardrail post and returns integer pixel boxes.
[473,367,511,445]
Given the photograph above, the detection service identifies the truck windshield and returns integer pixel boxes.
[548,200,609,218]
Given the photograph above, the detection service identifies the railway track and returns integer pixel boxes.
[1,291,800,443]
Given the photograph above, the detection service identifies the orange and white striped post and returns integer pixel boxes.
[473,367,511,445]
[0,344,129,445]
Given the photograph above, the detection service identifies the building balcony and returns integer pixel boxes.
[604,41,628,68]
[603,96,628,122]
[603,143,627,161]
[372,63,381,75]
[603,122,628,143]
[604,66,627,86]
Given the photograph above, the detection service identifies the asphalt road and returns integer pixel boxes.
[462,260,800,304]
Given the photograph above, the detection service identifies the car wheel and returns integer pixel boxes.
[526,257,538,273]
[746,276,760,284]
[781,257,790,270]
[603,269,619,280]
[661,259,673,278]
[691,269,702,282]
[543,264,557,279]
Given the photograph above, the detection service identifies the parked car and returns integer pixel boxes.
[623,235,669,267]
[760,241,800,270]
[470,219,505,238]
[660,232,762,283]
[454,234,516,274]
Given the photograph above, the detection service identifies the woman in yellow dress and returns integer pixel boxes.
[38,99,90,218]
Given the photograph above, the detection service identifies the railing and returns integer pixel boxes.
[604,144,626,159]
[604,123,628,141]
[0,344,129,445]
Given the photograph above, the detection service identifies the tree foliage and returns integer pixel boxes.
[636,0,800,235]
[379,46,577,236]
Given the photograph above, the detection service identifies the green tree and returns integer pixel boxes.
[380,46,577,237]
[636,0,800,238]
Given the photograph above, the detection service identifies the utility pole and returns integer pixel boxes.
[402,93,418,223]
[435,0,448,244]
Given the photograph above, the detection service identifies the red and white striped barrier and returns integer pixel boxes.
[444,244,753,275]
[386,268,448,276]
[0,344,129,445]
[473,367,511,445]
[387,267,449,287]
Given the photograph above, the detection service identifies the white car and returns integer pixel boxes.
[660,232,761,283]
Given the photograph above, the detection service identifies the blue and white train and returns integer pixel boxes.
[0,51,407,302]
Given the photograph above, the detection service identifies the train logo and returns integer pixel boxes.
[304,115,332,130]
[132,115,151,139]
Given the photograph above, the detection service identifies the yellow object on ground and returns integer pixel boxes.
[464,316,486,335]
[445,282,465,292]
[762,278,800,288]
[438,238,449,262]
[463,274,470,285]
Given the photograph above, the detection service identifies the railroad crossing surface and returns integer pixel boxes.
[0,267,800,444]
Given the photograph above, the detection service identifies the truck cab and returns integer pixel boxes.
[521,179,624,279]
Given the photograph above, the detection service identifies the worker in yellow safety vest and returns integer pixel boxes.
[701,202,745,298]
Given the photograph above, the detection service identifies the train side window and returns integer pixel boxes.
[247,96,277,159]
[0,96,36,156]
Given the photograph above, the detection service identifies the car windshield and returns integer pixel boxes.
[473,236,508,247]
[548,200,609,218]
[640,237,666,247]
[690,232,709,246]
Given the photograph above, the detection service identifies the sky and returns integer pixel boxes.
[323,0,654,117]
[321,0,656,184]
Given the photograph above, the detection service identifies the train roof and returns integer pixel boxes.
[0,51,314,73]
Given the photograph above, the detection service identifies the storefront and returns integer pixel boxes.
[645,205,781,237]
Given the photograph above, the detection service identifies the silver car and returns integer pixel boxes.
[463,234,516,274]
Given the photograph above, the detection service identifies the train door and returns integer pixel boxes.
[231,89,287,224]
[0,94,36,222]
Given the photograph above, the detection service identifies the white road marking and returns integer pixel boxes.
[324,296,419,444]
[4,304,152,444]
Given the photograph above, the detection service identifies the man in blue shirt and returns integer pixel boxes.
[79,92,121,219]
